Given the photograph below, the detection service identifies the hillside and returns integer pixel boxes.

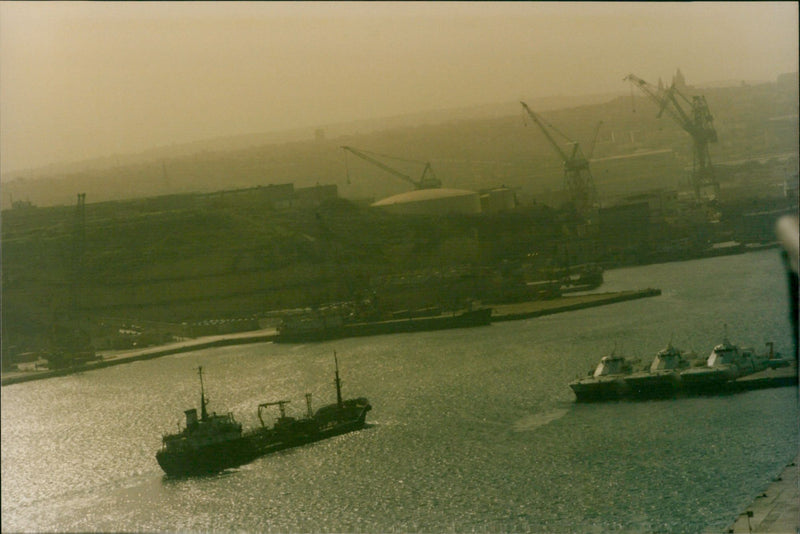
[2,190,571,353]
[2,74,797,358]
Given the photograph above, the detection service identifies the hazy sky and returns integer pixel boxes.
[1,1,797,174]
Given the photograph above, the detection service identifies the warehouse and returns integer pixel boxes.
[371,188,481,215]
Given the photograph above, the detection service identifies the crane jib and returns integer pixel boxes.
[341,146,441,190]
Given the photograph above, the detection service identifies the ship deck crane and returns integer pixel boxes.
[258,400,291,426]
[520,102,599,216]
[341,146,441,190]
[624,73,719,200]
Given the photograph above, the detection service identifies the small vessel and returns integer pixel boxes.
[624,344,693,398]
[569,353,634,402]
[156,354,371,477]
[679,335,764,391]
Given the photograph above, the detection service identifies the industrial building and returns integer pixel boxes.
[371,188,482,215]
[480,187,517,213]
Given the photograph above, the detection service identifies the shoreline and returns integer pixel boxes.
[708,454,799,533]
[1,288,661,386]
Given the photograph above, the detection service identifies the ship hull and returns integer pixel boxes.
[156,437,262,477]
[679,366,737,392]
[569,376,630,402]
[276,308,492,343]
[624,371,681,398]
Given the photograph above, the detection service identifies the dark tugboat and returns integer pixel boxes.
[156,354,371,477]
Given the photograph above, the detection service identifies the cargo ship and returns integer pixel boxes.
[275,306,492,343]
[156,354,371,477]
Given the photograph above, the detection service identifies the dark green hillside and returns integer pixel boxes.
[1,190,566,353]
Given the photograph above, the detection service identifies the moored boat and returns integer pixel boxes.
[624,344,694,398]
[569,334,792,402]
[679,336,761,391]
[569,353,634,402]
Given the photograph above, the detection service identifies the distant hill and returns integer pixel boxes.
[1,91,623,183]
[1,77,796,210]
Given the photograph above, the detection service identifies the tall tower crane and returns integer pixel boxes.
[71,193,86,316]
[520,102,599,216]
[624,73,719,200]
[341,146,441,190]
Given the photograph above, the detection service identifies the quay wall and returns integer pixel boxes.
[2,288,661,386]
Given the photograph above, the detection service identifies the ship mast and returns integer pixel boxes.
[334,352,343,410]
[198,366,208,421]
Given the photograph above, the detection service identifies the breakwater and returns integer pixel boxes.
[491,288,661,321]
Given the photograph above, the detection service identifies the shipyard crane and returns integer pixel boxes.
[341,146,441,190]
[624,73,719,200]
[520,102,598,216]
[588,120,603,161]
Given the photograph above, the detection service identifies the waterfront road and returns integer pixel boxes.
[1,328,279,386]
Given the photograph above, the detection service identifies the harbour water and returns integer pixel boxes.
[2,250,798,533]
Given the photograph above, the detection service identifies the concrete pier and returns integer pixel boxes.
[720,455,799,533]
[490,288,661,321]
[732,365,799,391]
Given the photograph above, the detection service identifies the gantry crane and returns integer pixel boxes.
[624,73,719,200]
[520,102,600,216]
[341,146,441,190]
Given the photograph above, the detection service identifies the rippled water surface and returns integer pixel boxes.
[2,251,798,533]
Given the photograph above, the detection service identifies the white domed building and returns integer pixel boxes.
[371,188,481,215]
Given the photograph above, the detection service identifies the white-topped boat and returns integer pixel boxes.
[624,344,695,397]
[679,336,763,391]
[569,353,634,401]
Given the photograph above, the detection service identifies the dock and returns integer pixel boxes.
[2,288,662,386]
[731,364,800,391]
[712,454,799,533]
[491,288,661,321]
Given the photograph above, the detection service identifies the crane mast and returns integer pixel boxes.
[520,102,597,216]
[341,146,441,190]
[624,73,719,200]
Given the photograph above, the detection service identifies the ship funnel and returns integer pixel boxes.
[185,408,198,428]
[334,351,343,410]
